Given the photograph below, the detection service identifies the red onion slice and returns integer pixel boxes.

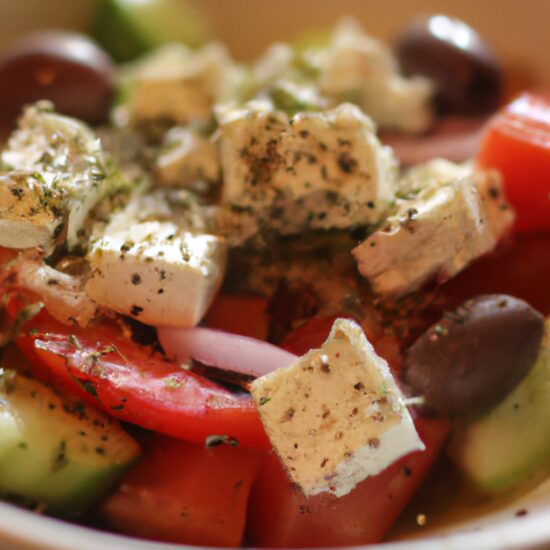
[158,326,298,378]
[382,116,488,166]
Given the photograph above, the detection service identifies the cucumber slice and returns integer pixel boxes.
[0,369,141,516]
[449,320,550,491]
[91,0,211,62]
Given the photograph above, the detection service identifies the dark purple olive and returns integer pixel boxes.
[395,14,503,115]
[0,31,115,128]
[403,295,544,416]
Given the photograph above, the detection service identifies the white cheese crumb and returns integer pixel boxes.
[251,318,423,497]
[15,255,98,327]
[155,127,220,191]
[0,172,61,249]
[353,161,514,297]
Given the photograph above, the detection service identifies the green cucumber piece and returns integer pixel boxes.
[91,0,210,62]
[449,320,550,491]
[0,369,141,516]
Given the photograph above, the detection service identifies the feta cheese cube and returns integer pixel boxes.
[85,192,226,327]
[155,127,220,191]
[353,162,514,297]
[217,102,398,242]
[251,318,423,497]
[128,43,244,126]
[249,19,434,134]
[1,103,114,250]
[0,172,62,249]
[318,18,434,134]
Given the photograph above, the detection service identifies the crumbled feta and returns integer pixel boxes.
[251,318,423,497]
[1,103,115,250]
[128,43,246,127]
[318,18,435,134]
[85,191,226,327]
[249,19,434,134]
[15,255,98,327]
[353,161,514,297]
[0,172,62,249]
[155,127,220,191]
[216,102,398,243]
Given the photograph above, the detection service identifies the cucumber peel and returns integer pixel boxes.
[0,369,141,516]
[91,0,211,62]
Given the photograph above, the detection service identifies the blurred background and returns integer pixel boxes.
[0,0,548,85]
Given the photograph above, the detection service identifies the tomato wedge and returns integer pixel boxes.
[102,437,261,547]
[440,232,550,315]
[246,416,449,547]
[0,247,17,266]
[205,293,270,340]
[16,313,269,448]
[476,92,550,232]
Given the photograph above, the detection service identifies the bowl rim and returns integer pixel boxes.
[0,498,549,550]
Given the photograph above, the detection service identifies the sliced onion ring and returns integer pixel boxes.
[381,116,488,166]
[158,326,298,378]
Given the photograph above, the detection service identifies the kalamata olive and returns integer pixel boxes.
[0,31,115,128]
[403,295,544,416]
[395,14,503,115]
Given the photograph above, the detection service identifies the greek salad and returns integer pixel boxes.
[0,2,549,547]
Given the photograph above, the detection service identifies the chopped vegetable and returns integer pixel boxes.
[0,369,140,516]
[476,93,550,232]
[204,294,270,340]
[396,14,503,115]
[158,325,297,378]
[102,437,260,546]
[92,0,211,62]
[0,31,115,127]
[404,295,544,416]
[449,319,550,490]
[441,232,550,315]
[246,416,449,547]
[15,312,269,448]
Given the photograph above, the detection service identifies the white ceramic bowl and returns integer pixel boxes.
[0,0,548,548]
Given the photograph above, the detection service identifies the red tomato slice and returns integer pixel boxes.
[246,416,449,548]
[102,437,261,547]
[205,294,270,340]
[0,247,17,266]
[440,232,550,315]
[281,316,340,356]
[476,93,550,232]
[16,313,269,448]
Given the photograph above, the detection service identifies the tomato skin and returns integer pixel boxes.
[15,313,269,448]
[205,293,270,340]
[0,247,17,266]
[281,316,341,356]
[476,93,550,232]
[246,416,449,548]
[102,437,261,547]
[441,232,550,315]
